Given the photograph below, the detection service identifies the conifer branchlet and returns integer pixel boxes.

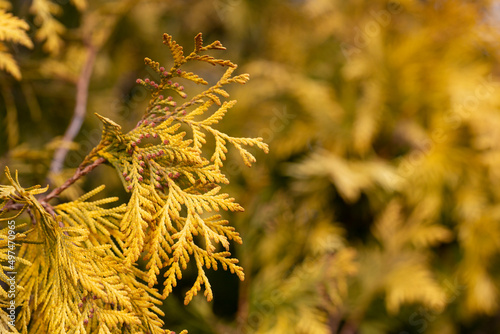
[0,32,267,334]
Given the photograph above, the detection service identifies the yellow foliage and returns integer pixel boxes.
[209,0,500,333]
[0,10,33,79]
[30,0,65,55]
[4,0,500,333]
[0,33,267,333]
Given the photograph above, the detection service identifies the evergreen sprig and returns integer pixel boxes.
[0,9,33,80]
[0,32,267,334]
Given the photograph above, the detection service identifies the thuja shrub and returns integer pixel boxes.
[0,33,268,334]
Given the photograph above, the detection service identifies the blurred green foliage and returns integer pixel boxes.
[2,0,500,333]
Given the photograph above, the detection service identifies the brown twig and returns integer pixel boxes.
[26,207,36,225]
[0,157,106,217]
[0,201,24,215]
[339,321,358,334]
[49,44,98,174]
[43,157,106,203]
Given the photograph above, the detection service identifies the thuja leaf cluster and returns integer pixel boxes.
[0,33,268,334]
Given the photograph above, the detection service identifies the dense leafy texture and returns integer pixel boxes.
[3,0,500,333]
[0,31,267,333]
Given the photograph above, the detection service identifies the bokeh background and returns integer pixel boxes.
[2,0,500,333]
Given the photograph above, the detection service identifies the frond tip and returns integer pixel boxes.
[0,10,33,48]
[91,32,268,306]
[0,9,33,79]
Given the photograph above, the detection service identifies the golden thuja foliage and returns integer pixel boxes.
[285,0,500,324]
[4,0,500,333]
[190,0,500,333]
[0,3,32,80]
[0,33,267,334]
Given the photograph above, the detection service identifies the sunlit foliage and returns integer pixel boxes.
[0,30,266,333]
[2,0,500,333]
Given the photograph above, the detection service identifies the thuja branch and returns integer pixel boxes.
[49,44,98,174]
[0,33,267,334]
